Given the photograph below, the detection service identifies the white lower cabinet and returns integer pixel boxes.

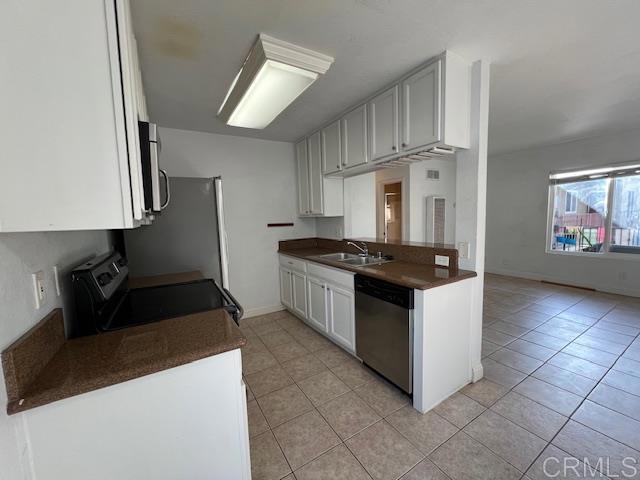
[279,255,355,353]
[279,268,293,309]
[307,276,328,332]
[291,271,308,319]
[327,285,355,351]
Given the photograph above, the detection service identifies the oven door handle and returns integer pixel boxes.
[221,287,244,323]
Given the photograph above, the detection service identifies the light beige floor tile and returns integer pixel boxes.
[602,369,640,396]
[535,323,581,342]
[387,406,458,455]
[296,331,335,352]
[574,333,628,354]
[331,359,377,388]
[250,430,292,480]
[281,353,328,382]
[315,344,353,368]
[260,329,296,348]
[429,432,521,480]
[242,335,269,355]
[489,348,544,374]
[317,391,381,440]
[482,328,518,346]
[247,400,270,438]
[294,444,372,480]
[548,352,608,380]
[243,350,279,375]
[521,330,571,350]
[572,400,640,451]
[353,377,410,417]
[297,370,351,406]
[400,459,451,480]
[491,392,568,441]
[531,363,596,397]
[562,343,618,368]
[269,340,309,363]
[463,410,547,472]
[553,420,640,479]
[245,365,294,398]
[482,358,528,388]
[272,410,341,470]
[252,321,283,336]
[346,420,424,480]
[257,384,314,427]
[588,383,640,422]
[506,338,558,361]
[461,379,509,407]
[433,392,485,428]
[514,377,583,416]
[481,340,501,358]
[612,357,640,379]
[488,321,530,337]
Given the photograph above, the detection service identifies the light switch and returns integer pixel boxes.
[458,241,471,259]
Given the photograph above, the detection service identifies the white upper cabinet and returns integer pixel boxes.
[0,0,148,232]
[295,140,310,215]
[296,135,344,217]
[368,85,399,161]
[321,120,342,175]
[307,132,324,214]
[401,60,441,151]
[341,104,368,169]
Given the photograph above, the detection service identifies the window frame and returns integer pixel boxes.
[545,161,640,260]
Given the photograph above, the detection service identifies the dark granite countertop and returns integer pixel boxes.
[3,304,245,415]
[278,246,477,290]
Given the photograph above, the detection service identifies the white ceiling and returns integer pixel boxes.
[130,0,640,156]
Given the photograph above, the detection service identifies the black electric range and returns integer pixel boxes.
[69,251,242,338]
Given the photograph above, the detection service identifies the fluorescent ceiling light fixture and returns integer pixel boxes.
[218,34,333,129]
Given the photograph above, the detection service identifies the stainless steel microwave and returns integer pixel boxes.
[138,121,170,214]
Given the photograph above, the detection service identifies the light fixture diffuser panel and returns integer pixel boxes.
[218,34,333,129]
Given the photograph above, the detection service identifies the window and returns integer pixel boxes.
[565,191,578,213]
[548,163,640,255]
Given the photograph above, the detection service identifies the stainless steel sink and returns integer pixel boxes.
[318,252,392,267]
[318,252,361,261]
[341,256,392,266]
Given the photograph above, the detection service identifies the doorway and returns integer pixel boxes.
[381,181,402,241]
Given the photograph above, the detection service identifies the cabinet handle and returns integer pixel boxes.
[392,145,397,151]
[402,143,408,148]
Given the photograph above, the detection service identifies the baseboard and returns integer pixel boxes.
[472,363,484,383]
[485,266,640,298]
[242,304,285,319]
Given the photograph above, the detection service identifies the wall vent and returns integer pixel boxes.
[426,196,446,243]
[426,169,440,180]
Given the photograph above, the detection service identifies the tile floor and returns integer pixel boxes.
[242,273,640,480]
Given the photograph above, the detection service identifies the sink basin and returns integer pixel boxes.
[318,252,392,267]
[318,252,361,261]
[341,256,392,266]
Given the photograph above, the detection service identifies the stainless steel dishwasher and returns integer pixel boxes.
[355,274,414,394]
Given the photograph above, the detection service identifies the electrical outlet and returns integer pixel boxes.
[32,271,46,309]
[435,255,450,267]
[458,241,471,259]
[53,265,62,296]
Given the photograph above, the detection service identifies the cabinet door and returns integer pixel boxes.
[328,285,355,351]
[307,277,328,332]
[296,139,310,215]
[401,60,442,150]
[341,104,368,169]
[307,131,324,215]
[279,268,292,309]
[368,85,399,161]
[322,120,342,175]
[291,271,308,319]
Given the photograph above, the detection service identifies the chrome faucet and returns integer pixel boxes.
[347,241,369,257]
